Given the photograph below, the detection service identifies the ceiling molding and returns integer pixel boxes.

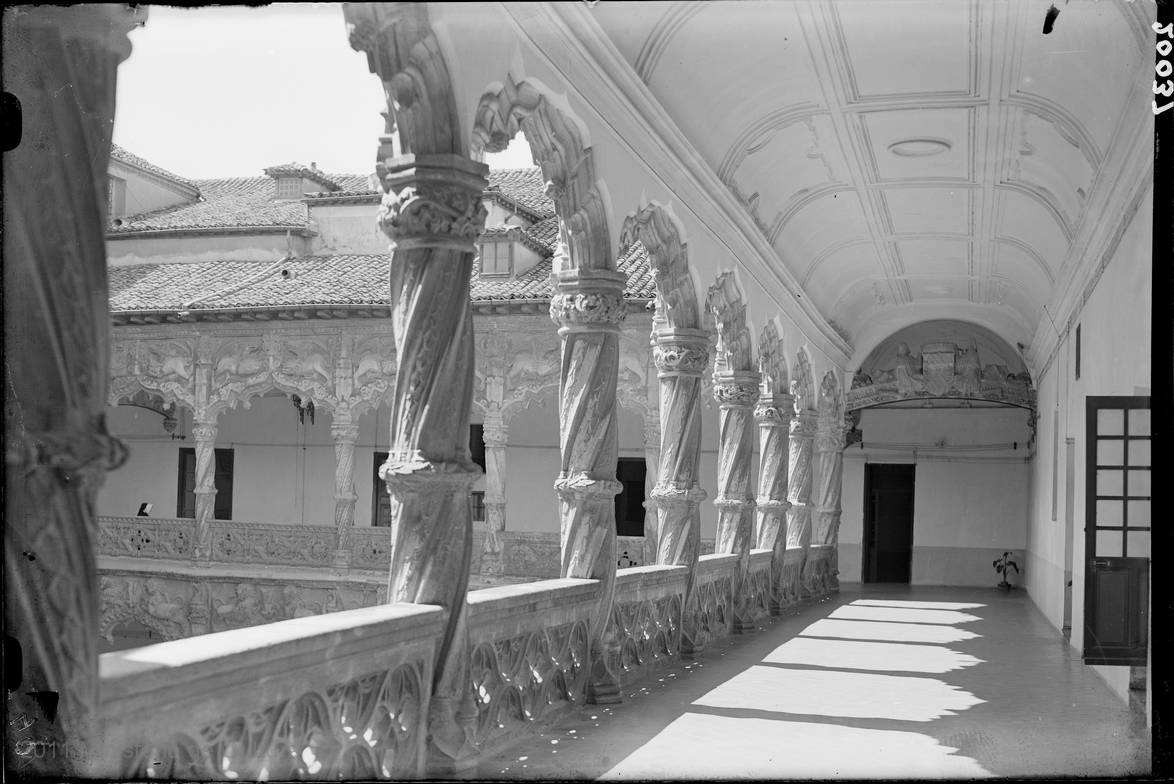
[716,104,827,184]
[800,238,875,287]
[766,183,854,245]
[1002,94,1102,171]
[994,181,1073,241]
[994,236,1056,286]
[632,2,705,83]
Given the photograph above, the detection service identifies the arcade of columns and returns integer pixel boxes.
[3,3,847,776]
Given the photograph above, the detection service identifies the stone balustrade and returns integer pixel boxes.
[609,565,689,684]
[97,602,446,779]
[683,553,738,656]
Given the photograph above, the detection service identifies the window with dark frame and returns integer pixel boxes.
[614,457,647,537]
[275,177,301,200]
[471,491,486,522]
[479,241,512,276]
[176,447,234,520]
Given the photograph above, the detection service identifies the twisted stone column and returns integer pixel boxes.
[713,370,760,632]
[331,415,360,569]
[755,393,793,613]
[649,330,709,649]
[783,410,818,604]
[376,154,488,763]
[3,5,139,773]
[642,415,661,566]
[551,266,628,704]
[806,421,844,597]
[481,413,508,577]
[191,421,218,563]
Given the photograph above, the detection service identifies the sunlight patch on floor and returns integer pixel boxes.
[851,599,986,611]
[763,637,984,674]
[692,665,984,722]
[598,713,993,780]
[800,618,980,644]
[829,605,982,625]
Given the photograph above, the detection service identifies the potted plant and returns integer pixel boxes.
[993,551,1020,590]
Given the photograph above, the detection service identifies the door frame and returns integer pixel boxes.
[862,462,916,583]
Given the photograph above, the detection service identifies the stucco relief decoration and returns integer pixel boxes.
[350,332,398,413]
[847,339,1035,411]
[121,662,425,780]
[616,331,653,417]
[110,338,198,410]
[99,516,194,559]
[469,620,590,750]
[274,337,335,405]
[504,335,561,405]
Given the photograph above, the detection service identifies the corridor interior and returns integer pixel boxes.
[458,584,1151,780]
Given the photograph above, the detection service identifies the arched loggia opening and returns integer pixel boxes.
[841,320,1037,587]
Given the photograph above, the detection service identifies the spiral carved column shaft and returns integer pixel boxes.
[806,424,845,595]
[331,416,361,568]
[649,330,708,647]
[374,155,487,764]
[713,371,760,632]
[3,5,139,773]
[755,394,793,613]
[784,410,818,604]
[551,267,627,704]
[481,416,508,576]
[191,422,219,562]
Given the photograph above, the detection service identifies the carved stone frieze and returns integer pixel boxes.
[846,338,1036,411]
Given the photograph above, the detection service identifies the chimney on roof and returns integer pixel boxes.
[310,162,317,171]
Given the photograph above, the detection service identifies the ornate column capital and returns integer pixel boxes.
[754,393,795,425]
[816,428,847,453]
[379,155,488,253]
[712,370,760,408]
[191,423,218,442]
[331,421,361,444]
[482,417,508,447]
[653,328,710,377]
[549,268,628,336]
[790,409,819,438]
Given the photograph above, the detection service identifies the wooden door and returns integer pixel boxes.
[1083,397,1150,665]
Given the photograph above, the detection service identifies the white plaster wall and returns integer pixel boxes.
[1023,185,1151,700]
[840,407,1031,586]
[107,233,305,265]
[111,161,195,219]
[308,203,387,255]
[100,406,185,517]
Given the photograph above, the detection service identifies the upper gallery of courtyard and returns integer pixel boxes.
[104,144,654,321]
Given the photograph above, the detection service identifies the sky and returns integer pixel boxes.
[112,3,533,181]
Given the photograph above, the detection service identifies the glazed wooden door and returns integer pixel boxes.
[1083,397,1150,665]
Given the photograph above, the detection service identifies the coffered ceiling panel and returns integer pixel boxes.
[895,239,971,278]
[729,114,847,226]
[807,243,885,312]
[995,189,1069,275]
[774,190,870,274]
[907,277,973,303]
[1009,0,1143,154]
[831,0,977,102]
[860,108,974,183]
[611,1,824,169]
[882,188,972,236]
[1006,109,1095,231]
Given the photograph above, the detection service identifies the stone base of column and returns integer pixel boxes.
[425,695,481,773]
[332,548,352,570]
[586,655,623,704]
[774,547,804,611]
[802,545,834,599]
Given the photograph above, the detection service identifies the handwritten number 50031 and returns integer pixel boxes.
[1155,22,1174,114]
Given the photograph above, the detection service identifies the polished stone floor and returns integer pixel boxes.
[458,584,1151,780]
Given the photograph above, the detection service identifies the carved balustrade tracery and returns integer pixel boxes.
[681,554,737,658]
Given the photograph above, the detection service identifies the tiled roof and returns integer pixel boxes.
[486,168,554,218]
[109,246,652,314]
[109,177,312,235]
[110,145,200,194]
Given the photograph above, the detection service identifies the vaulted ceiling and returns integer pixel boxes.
[590,0,1153,360]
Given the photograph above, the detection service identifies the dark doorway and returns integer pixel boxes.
[177,447,234,520]
[614,457,647,537]
[862,463,915,583]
